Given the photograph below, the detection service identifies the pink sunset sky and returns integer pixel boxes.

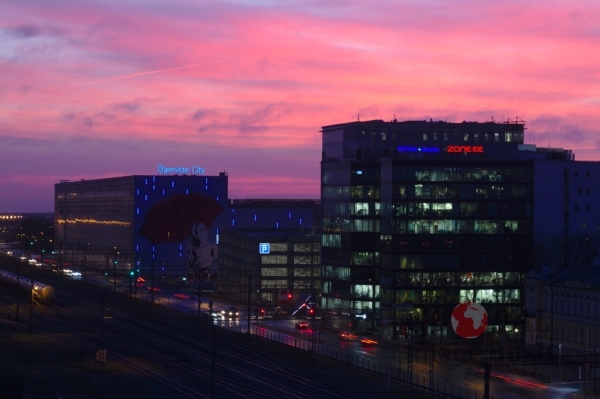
[1,0,599,212]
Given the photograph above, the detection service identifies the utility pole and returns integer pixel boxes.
[113,248,117,293]
[210,324,216,398]
[30,274,34,334]
[246,274,251,334]
[15,263,19,321]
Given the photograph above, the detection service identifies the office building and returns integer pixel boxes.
[320,119,600,340]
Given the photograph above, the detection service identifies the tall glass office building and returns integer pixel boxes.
[319,119,597,341]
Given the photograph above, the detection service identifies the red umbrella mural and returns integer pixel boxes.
[138,193,224,245]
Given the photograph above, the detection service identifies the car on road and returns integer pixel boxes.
[221,306,239,319]
[340,332,358,340]
[174,293,192,299]
[147,286,161,292]
[295,321,309,330]
[360,338,377,345]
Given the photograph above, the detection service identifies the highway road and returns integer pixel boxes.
[15,260,590,399]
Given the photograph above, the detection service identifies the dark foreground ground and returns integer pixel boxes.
[0,319,435,399]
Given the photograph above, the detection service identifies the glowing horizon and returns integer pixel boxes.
[1,0,599,211]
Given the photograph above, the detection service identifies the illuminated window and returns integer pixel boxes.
[288,212,292,218]
[423,133,428,141]
[171,181,175,188]
[276,222,279,228]
[232,208,235,213]
[136,245,139,251]
[162,190,165,195]
[136,189,139,195]
[433,133,437,141]
[232,219,235,226]
[186,190,189,194]
[474,133,479,141]
[152,185,155,191]
[144,195,148,201]
[484,133,489,141]
[299,218,303,225]
[464,133,469,141]
[254,214,257,221]
[152,176,156,182]
[494,133,499,141]
[145,179,148,185]
[136,208,140,215]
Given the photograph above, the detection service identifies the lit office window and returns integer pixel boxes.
[136,245,139,251]
[145,179,148,185]
[171,181,175,188]
[136,189,139,195]
[299,218,303,225]
[186,190,189,194]
[153,176,156,182]
[232,219,235,226]
[162,190,165,195]
[152,246,155,252]
[144,195,148,201]
[152,185,155,191]
[136,208,140,215]
[254,214,257,221]
[276,222,279,228]
[288,212,292,218]
[179,245,182,250]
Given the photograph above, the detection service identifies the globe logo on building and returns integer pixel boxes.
[451,302,488,339]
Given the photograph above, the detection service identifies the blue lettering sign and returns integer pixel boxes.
[397,146,441,153]
[259,243,270,254]
[157,164,205,175]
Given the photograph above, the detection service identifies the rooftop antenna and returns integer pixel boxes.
[394,114,397,122]
[357,114,360,122]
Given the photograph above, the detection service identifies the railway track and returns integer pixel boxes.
[0,264,364,399]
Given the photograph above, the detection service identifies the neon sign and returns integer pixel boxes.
[397,146,441,153]
[157,164,205,175]
[446,146,484,154]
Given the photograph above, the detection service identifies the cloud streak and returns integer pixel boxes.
[32,60,226,92]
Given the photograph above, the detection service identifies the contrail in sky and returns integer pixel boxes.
[33,60,225,93]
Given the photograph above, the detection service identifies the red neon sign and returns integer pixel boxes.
[447,145,484,153]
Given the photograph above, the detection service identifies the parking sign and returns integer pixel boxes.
[259,243,270,254]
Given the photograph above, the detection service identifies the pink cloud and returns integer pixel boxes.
[1,0,600,210]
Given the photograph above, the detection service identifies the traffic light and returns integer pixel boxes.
[130,270,135,276]
[287,293,292,300]
[308,308,315,316]
[260,309,265,317]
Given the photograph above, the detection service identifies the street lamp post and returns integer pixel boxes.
[559,343,562,383]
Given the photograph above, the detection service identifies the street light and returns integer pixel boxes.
[559,343,562,383]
